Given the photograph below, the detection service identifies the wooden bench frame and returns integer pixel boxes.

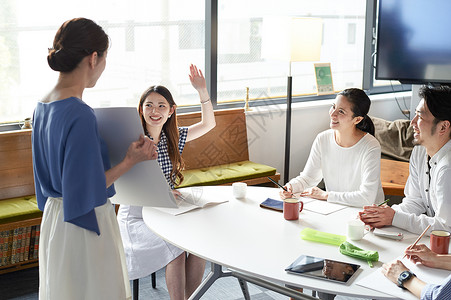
[0,130,41,274]
[0,109,280,274]
[381,158,410,197]
[177,108,280,186]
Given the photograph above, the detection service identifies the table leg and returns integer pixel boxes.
[230,270,317,300]
[238,278,251,300]
[188,262,316,300]
[188,262,249,300]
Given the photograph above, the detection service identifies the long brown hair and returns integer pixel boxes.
[138,85,185,186]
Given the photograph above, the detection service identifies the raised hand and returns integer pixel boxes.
[188,64,207,92]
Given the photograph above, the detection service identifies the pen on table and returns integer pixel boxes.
[402,224,431,259]
[267,177,293,195]
[378,199,390,206]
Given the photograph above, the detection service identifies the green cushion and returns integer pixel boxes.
[178,160,277,188]
[0,195,42,224]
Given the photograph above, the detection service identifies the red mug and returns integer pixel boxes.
[430,230,450,254]
[283,198,304,220]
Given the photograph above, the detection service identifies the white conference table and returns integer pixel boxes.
[143,186,423,299]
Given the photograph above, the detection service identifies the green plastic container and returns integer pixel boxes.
[300,228,347,246]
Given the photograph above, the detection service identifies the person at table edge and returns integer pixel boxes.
[382,244,451,300]
[359,85,451,235]
[280,88,384,207]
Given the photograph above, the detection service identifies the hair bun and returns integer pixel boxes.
[47,48,60,71]
[47,48,76,72]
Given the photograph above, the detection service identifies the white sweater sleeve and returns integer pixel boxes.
[327,143,381,207]
[288,135,323,193]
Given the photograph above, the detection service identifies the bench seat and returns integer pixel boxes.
[0,195,41,225]
[178,160,277,188]
[177,108,280,188]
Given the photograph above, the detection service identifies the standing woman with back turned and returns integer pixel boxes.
[280,88,384,207]
[32,18,157,300]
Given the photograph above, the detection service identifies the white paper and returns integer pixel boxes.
[298,196,316,204]
[152,187,229,215]
[356,256,451,300]
[94,107,177,208]
[303,199,347,215]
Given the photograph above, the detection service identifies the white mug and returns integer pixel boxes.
[347,219,365,241]
[232,182,247,198]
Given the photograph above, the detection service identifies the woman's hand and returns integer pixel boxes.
[185,63,216,142]
[189,64,207,92]
[172,189,182,197]
[125,134,158,165]
[279,183,294,199]
[105,135,157,188]
[301,187,328,200]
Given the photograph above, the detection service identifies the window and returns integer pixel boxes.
[0,0,205,123]
[0,0,404,123]
[216,0,367,103]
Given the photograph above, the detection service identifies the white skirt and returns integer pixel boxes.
[117,205,184,280]
[39,197,131,300]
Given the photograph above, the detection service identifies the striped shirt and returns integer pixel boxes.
[422,274,451,300]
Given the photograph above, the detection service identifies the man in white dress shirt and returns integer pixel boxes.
[359,85,451,235]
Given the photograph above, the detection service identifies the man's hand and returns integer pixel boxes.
[359,205,395,228]
[381,260,409,284]
[405,244,441,269]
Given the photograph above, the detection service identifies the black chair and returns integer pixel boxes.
[133,272,157,300]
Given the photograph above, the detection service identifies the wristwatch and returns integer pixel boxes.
[397,270,416,289]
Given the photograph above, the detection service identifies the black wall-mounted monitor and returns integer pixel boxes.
[375,0,451,84]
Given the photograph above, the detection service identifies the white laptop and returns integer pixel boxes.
[94,107,177,208]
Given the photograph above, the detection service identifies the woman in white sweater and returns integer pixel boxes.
[280,88,384,207]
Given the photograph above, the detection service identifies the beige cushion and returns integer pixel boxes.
[371,116,414,162]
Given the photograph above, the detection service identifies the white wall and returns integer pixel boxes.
[410,85,422,118]
[246,92,412,183]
